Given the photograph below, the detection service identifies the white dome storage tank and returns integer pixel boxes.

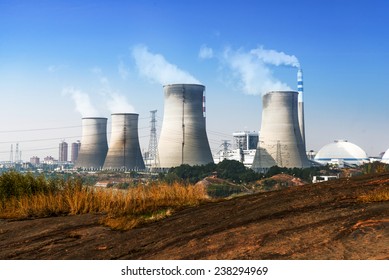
[158,84,213,168]
[314,140,368,166]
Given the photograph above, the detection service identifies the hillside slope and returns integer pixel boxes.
[0,173,388,259]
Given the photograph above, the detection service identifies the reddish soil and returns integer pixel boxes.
[0,173,388,259]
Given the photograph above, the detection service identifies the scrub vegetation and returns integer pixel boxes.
[0,171,208,230]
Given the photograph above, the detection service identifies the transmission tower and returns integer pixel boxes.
[218,140,231,161]
[148,110,159,169]
[276,140,282,166]
[9,144,13,163]
[15,143,20,163]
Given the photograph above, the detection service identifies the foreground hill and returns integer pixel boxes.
[0,173,388,259]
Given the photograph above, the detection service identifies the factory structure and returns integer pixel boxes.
[157,84,213,168]
[314,140,369,167]
[251,90,311,172]
[7,68,388,173]
[213,131,259,167]
[103,113,145,170]
[74,117,109,170]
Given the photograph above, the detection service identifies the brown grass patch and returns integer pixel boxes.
[0,183,208,230]
[358,188,389,203]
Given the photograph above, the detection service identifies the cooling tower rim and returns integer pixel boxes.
[81,117,108,120]
[163,83,205,88]
[266,90,298,95]
[110,113,139,116]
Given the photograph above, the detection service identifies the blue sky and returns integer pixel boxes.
[1,0,389,161]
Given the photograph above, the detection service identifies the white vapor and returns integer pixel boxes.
[92,68,135,113]
[199,45,214,59]
[132,45,200,85]
[250,46,300,68]
[62,87,99,117]
[118,60,129,80]
[223,47,292,95]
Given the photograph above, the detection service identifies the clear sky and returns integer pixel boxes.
[1,0,389,162]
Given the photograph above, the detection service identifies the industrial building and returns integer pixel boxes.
[158,84,213,168]
[74,117,108,170]
[251,90,311,172]
[103,113,145,170]
[71,141,81,163]
[213,131,259,167]
[58,140,68,162]
[314,140,369,167]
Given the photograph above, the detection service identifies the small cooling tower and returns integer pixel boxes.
[251,91,311,172]
[158,84,213,168]
[75,117,108,170]
[103,113,145,170]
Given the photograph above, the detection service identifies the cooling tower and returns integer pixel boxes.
[103,113,145,170]
[158,84,213,168]
[75,117,108,170]
[251,91,311,172]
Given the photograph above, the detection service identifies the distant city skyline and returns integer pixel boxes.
[1,0,389,161]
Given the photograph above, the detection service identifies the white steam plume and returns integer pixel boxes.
[92,68,135,113]
[132,45,200,85]
[223,47,292,95]
[62,87,99,117]
[199,45,214,59]
[250,46,300,68]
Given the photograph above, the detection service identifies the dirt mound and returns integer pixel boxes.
[0,173,388,259]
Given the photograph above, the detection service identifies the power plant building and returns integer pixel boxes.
[74,117,108,170]
[251,91,311,172]
[233,131,259,151]
[103,113,145,170]
[158,84,213,168]
[314,140,369,167]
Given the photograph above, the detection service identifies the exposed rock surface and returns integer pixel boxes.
[0,173,388,259]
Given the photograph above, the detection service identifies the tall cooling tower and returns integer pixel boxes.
[158,84,213,168]
[103,113,145,170]
[251,91,311,172]
[75,117,108,170]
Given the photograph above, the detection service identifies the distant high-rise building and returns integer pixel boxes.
[71,141,81,163]
[59,141,68,162]
[30,156,40,165]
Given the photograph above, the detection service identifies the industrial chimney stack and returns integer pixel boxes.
[297,68,305,148]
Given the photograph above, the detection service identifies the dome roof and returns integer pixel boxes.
[314,140,368,166]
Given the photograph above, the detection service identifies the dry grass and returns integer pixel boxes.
[0,183,208,230]
[358,188,389,203]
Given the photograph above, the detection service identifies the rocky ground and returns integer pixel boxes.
[0,173,388,259]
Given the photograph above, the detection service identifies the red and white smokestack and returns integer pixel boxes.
[297,68,306,148]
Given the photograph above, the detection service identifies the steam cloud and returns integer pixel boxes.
[250,46,300,68]
[222,46,300,95]
[93,68,135,113]
[199,45,214,59]
[62,87,99,117]
[132,45,200,85]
